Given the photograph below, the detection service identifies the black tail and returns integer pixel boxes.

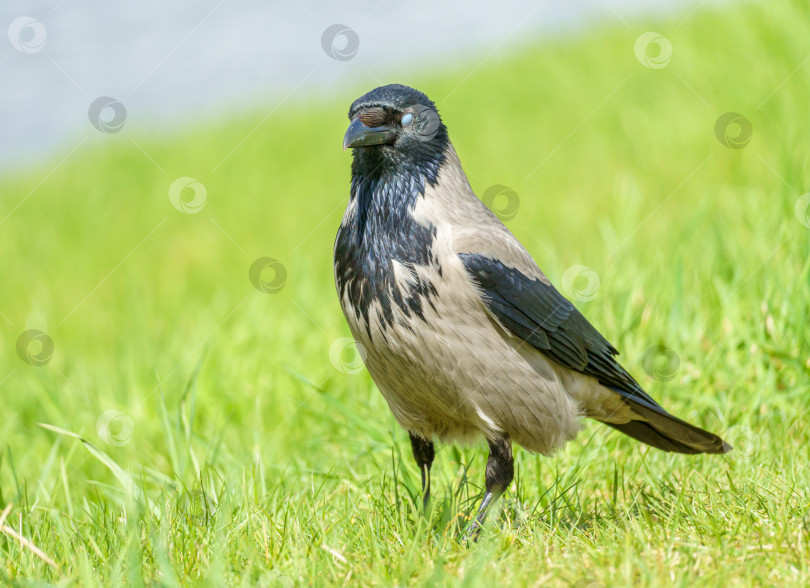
[601,398,731,455]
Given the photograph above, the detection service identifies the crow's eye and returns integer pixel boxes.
[401,113,413,126]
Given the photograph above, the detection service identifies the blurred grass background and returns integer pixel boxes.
[1,0,809,585]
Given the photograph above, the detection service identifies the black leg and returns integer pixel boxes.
[465,435,513,539]
[409,433,435,510]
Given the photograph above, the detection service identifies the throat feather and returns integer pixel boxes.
[334,165,441,335]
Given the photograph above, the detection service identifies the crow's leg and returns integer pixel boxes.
[465,435,513,539]
[409,433,435,510]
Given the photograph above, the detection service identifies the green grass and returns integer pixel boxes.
[2,1,809,585]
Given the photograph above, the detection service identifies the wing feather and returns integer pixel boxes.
[459,252,661,409]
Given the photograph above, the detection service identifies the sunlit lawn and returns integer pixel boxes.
[1,1,809,585]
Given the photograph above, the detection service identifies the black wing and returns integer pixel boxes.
[459,253,730,454]
[460,253,659,410]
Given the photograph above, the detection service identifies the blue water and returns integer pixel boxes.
[0,0,715,169]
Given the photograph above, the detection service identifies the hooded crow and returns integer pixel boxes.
[334,84,730,535]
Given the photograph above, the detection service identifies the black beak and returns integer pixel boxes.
[343,117,398,150]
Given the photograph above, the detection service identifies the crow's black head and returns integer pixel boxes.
[344,84,448,180]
